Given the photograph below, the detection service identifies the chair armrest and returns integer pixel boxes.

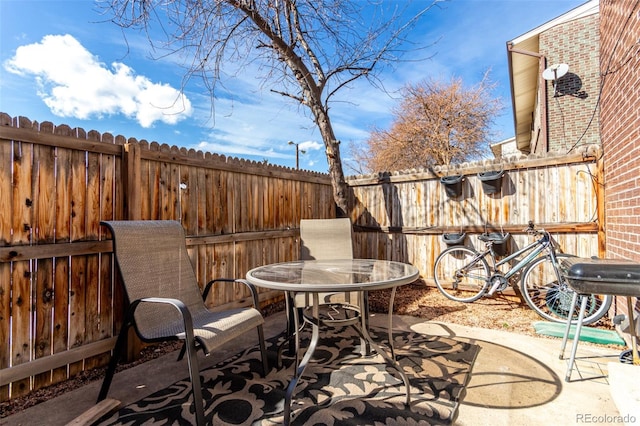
[203,278,261,309]
[202,278,236,300]
[129,297,196,340]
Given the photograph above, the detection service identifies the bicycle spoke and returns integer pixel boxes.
[521,254,613,324]
[434,246,489,302]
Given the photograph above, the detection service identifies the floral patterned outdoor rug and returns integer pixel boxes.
[96,327,478,425]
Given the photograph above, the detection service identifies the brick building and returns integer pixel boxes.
[506,0,639,341]
[600,0,640,329]
[600,0,640,264]
[506,1,600,154]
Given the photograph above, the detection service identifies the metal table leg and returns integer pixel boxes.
[284,293,320,426]
[388,286,398,360]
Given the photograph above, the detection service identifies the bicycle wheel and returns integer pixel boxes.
[433,246,490,302]
[520,254,613,324]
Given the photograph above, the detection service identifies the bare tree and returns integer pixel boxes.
[101,0,440,215]
[352,73,502,173]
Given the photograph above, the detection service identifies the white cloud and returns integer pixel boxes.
[4,34,192,127]
[197,141,288,159]
[298,140,323,152]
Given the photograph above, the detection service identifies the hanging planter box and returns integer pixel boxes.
[477,170,504,195]
[440,175,464,198]
[442,232,467,246]
[482,232,511,256]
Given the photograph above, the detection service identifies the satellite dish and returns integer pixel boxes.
[542,63,569,97]
[542,63,569,81]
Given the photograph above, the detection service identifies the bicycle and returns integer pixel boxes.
[433,222,613,324]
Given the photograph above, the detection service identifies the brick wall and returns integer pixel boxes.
[600,1,640,262]
[540,14,601,151]
[599,0,640,327]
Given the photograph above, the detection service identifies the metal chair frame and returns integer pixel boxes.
[97,220,269,425]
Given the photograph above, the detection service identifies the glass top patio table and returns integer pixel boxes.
[246,259,419,426]
[246,259,419,292]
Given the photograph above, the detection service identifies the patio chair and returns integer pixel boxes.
[282,218,368,361]
[298,217,357,306]
[300,217,354,262]
[97,220,269,426]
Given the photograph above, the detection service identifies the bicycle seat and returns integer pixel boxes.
[478,232,510,244]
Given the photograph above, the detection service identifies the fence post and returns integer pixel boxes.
[595,154,606,258]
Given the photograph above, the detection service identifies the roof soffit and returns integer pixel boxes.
[506,0,599,151]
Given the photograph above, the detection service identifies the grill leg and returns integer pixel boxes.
[565,295,588,382]
[560,291,579,360]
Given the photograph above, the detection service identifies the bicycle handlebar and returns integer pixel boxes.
[524,221,550,236]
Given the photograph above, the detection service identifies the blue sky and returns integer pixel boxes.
[1,0,585,173]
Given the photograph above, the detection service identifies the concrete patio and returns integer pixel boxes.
[2,311,637,426]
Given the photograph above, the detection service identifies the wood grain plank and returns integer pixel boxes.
[70,138,88,242]
[179,164,191,231]
[238,172,247,233]
[51,256,70,386]
[139,157,151,220]
[84,253,102,370]
[159,145,173,220]
[212,243,235,305]
[33,139,56,244]
[10,120,34,397]
[64,131,88,378]
[0,259,10,401]
[0,115,13,400]
[99,250,114,340]
[223,171,233,234]
[196,165,207,235]
[33,258,54,389]
[31,123,55,395]
[146,147,161,220]
[68,255,87,378]
[9,261,32,398]
[252,174,260,232]
[84,138,104,370]
[213,169,225,234]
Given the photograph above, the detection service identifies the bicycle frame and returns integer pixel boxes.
[493,232,552,281]
[459,232,555,287]
[451,231,560,287]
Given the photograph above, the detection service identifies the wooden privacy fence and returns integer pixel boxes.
[0,113,334,400]
[346,144,604,281]
[0,111,605,402]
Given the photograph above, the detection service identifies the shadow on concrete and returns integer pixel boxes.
[411,322,563,410]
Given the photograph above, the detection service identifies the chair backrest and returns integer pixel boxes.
[102,220,205,336]
[300,218,354,260]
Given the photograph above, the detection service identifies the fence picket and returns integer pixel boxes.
[10,120,34,398]
[0,114,13,400]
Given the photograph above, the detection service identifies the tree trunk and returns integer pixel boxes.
[312,105,350,217]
